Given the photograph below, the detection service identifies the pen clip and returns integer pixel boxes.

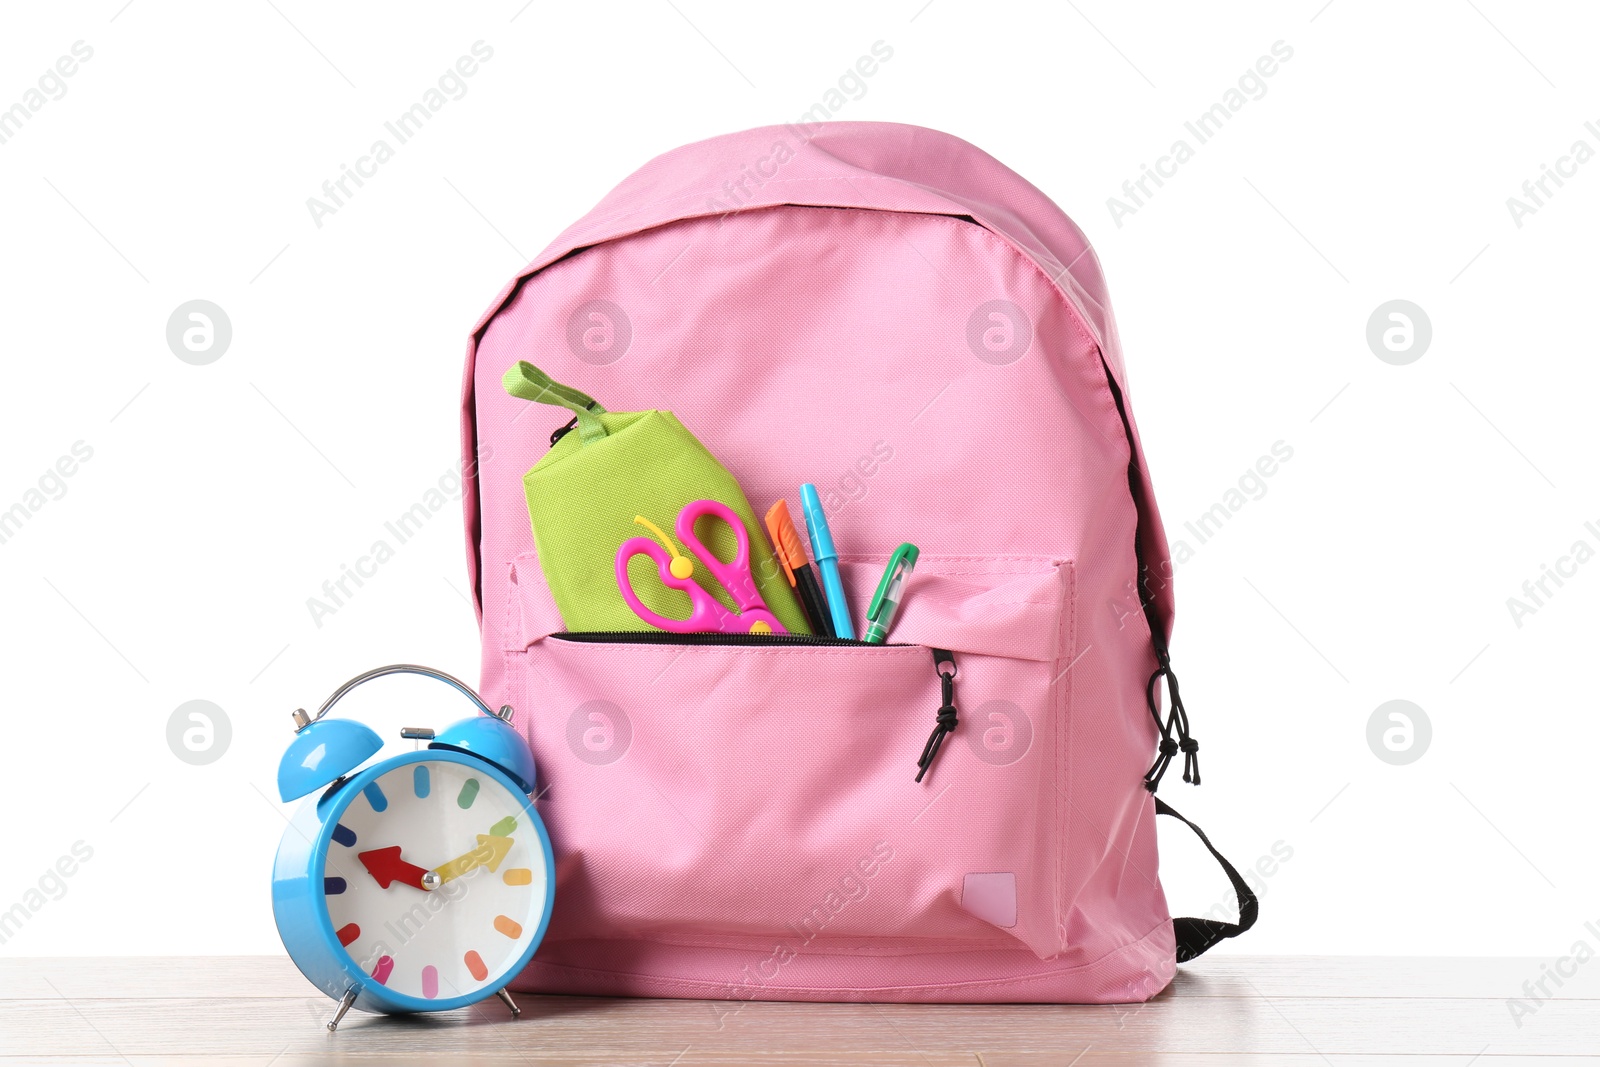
[867,543,920,623]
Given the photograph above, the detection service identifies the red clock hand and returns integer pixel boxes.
[357,846,431,891]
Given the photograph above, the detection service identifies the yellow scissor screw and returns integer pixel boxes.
[634,515,694,579]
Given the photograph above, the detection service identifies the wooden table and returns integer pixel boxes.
[2,956,1596,1064]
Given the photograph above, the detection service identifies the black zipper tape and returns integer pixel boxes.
[548,631,905,648]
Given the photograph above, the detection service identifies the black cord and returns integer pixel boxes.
[916,649,959,782]
[1144,661,1200,792]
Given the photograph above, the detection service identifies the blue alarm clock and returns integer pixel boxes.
[272,665,555,1031]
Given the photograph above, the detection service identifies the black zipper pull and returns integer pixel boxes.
[1143,658,1200,792]
[916,648,959,782]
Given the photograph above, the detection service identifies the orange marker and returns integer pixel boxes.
[764,500,834,637]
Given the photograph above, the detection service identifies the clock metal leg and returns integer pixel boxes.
[326,988,358,1032]
[495,987,522,1018]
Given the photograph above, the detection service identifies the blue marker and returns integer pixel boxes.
[800,483,854,639]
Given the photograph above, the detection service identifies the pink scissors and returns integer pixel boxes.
[616,499,787,635]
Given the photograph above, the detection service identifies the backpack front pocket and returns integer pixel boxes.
[508,555,1076,961]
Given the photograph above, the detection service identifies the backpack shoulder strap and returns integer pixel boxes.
[1154,798,1260,961]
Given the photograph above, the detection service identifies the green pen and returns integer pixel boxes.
[863,543,920,644]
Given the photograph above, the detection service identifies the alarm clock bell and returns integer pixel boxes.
[277,665,536,802]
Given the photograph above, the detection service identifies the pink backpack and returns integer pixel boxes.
[460,122,1257,1003]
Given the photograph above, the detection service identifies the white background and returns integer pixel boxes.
[1,0,1595,961]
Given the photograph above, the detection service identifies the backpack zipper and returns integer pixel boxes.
[552,632,961,782]
[548,631,903,648]
[1097,350,1200,791]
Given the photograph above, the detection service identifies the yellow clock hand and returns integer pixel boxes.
[430,834,514,884]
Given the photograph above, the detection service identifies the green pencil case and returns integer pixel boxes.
[501,361,808,635]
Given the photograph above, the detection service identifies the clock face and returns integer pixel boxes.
[321,757,549,1002]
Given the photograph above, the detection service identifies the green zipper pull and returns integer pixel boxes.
[502,361,608,446]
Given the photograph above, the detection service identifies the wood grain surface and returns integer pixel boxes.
[1,955,1595,1065]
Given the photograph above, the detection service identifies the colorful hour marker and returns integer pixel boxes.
[331,824,357,848]
[464,950,488,982]
[413,765,430,799]
[493,915,523,939]
[336,923,361,947]
[324,877,347,895]
[503,868,532,886]
[371,955,394,985]
[363,782,388,813]
[489,815,517,837]
[457,778,480,809]
[421,965,439,999]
